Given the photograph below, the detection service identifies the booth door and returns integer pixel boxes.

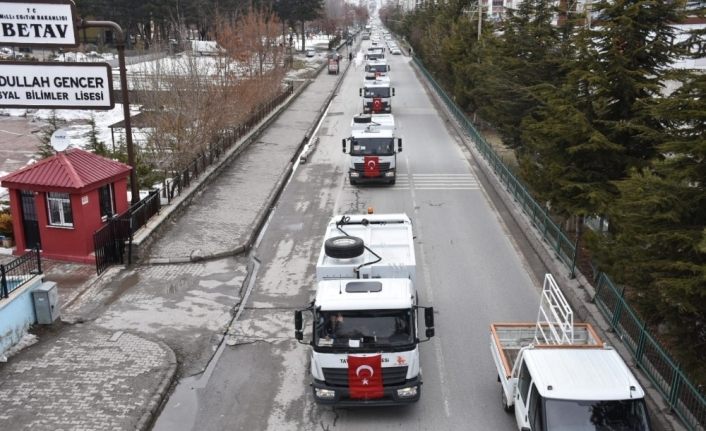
[20,190,41,249]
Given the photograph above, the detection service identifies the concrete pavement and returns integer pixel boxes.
[0,50,355,430]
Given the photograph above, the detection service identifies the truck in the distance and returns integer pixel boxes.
[360,77,395,114]
[490,274,651,430]
[342,114,402,185]
[294,212,435,405]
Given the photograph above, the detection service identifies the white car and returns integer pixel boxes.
[306,49,316,57]
[391,47,402,55]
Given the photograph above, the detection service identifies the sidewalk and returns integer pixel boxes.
[0,58,349,430]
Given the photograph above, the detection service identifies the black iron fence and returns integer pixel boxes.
[165,83,295,202]
[128,190,161,232]
[94,214,132,275]
[0,246,42,300]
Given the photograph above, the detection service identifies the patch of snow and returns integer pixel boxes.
[0,333,38,362]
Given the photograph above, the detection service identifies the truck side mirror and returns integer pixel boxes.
[426,328,435,338]
[294,310,304,341]
[359,88,363,96]
[424,307,434,328]
[388,65,391,71]
[295,310,303,331]
[342,138,347,153]
[392,88,396,96]
[397,138,402,152]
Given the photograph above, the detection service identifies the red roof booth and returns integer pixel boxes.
[0,149,131,263]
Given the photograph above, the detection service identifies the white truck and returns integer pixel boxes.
[364,59,390,80]
[365,46,385,61]
[295,212,435,406]
[491,274,652,431]
[342,114,401,185]
[360,77,395,114]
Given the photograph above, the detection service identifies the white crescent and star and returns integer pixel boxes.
[367,160,377,169]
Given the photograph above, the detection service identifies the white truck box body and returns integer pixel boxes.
[316,213,415,282]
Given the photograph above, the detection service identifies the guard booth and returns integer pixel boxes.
[0,148,131,263]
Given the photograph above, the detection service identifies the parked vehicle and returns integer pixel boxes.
[342,114,401,185]
[295,212,435,405]
[328,58,339,74]
[306,49,316,57]
[360,77,395,114]
[490,274,651,431]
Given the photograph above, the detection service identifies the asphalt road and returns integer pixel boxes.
[154,41,543,430]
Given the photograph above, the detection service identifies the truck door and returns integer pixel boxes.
[515,361,532,429]
[527,384,544,431]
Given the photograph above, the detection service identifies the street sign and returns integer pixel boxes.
[0,62,114,109]
[0,0,78,47]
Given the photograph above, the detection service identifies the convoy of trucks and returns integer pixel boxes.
[295,213,435,405]
[291,23,653,424]
[491,274,651,430]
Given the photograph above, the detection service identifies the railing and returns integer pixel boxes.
[413,57,706,431]
[594,273,706,430]
[0,246,42,300]
[128,189,160,233]
[165,83,295,203]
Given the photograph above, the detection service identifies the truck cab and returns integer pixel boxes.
[365,47,385,61]
[360,77,395,114]
[490,275,651,430]
[342,114,402,185]
[365,59,390,80]
[295,213,435,406]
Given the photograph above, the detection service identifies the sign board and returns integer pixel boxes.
[0,0,78,47]
[0,62,114,109]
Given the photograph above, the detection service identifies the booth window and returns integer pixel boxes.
[47,192,74,227]
[98,184,115,219]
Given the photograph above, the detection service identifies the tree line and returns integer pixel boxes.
[383,0,705,383]
[74,0,367,51]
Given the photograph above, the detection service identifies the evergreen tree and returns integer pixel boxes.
[36,111,65,159]
[86,113,109,156]
[468,0,564,149]
[592,71,706,374]
[289,0,323,52]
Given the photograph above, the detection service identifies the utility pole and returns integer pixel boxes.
[477,0,482,41]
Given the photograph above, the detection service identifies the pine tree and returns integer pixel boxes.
[468,0,565,149]
[36,110,65,159]
[86,113,108,156]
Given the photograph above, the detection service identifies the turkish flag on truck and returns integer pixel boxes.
[364,156,380,177]
[348,354,384,399]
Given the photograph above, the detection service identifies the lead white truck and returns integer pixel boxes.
[295,212,435,405]
[491,274,652,430]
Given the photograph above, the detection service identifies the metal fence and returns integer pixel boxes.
[128,189,161,232]
[594,274,706,430]
[412,57,706,431]
[165,83,295,202]
[0,246,42,300]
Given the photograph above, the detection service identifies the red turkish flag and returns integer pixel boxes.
[363,156,380,177]
[348,354,384,399]
[372,98,383,112]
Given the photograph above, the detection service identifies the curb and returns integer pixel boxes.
[410,61,684,431]
[135,338,178,431]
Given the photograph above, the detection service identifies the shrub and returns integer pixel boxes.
[0,212,13,238]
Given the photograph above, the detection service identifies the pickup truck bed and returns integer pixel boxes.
[490,323,603,378]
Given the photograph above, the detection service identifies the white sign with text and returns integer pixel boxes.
[0,62,114,109]
[0,0,77,46]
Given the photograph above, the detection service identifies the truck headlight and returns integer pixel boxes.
[315,388,336,399]
[397,386,418,398]
[350,171,360,178]
[384,171,395,177]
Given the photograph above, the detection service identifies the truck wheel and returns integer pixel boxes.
[501,385,513,413]
[325,236,365,259]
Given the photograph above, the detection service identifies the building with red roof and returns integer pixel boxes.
[1,148,131,263]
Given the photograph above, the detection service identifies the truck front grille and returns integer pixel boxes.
[353,163,391,171]
[322,366,409,387]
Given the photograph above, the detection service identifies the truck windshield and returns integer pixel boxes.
[544,398,650,430]
[350,138,395,156]
[315,309,414,349]
[364,87,391,98]
[366,65,387,73]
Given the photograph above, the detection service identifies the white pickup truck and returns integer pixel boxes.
[490,274,651,430]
